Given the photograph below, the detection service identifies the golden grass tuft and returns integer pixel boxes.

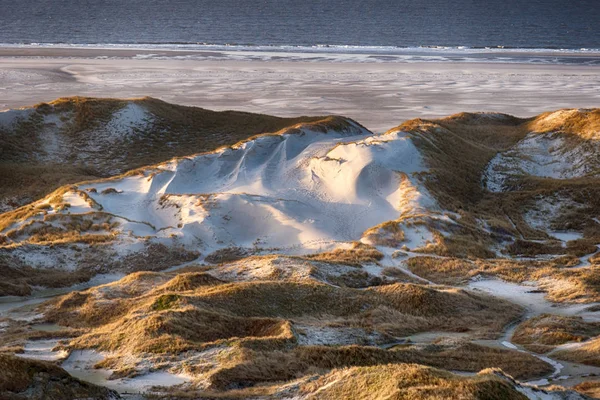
[299,364,529,400]
[362,220,406,247]
[552,336,600,367]
[527,108,600,139]
[71,306,295,354]
[302,242,384,267]
[512,314,600,353]
[157,272,224,292]
[574,381,600,398]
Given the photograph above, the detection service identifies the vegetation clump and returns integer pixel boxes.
[299,364,532,400]
[0,354,118,400]
[302,242,384,267]
[512,314,600,353]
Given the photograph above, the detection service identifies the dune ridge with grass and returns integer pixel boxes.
[0,96,334,213]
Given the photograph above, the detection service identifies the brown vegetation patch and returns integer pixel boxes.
[406,256,600,303]
[324,270,384,288]
[566,239,600,257]
[0,354,118,400]
[574,381,600,399]
[202,340,551,391]
[504,238,598,259]
[158,272,224,292]
[45,292,132,328]
[302,242,384,267]
[73,306,294,354]
[512,314,600,353]
[299,364,529,400]
[425,227,497,259]
[112,243,200,273]
[100,187,121,195]
[0,255,95,297]
[205,247,253,264]
[295,342,551,381]
[506,239,565,257]
[553,337,600,367]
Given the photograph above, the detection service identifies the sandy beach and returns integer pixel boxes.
[1,47,599,132]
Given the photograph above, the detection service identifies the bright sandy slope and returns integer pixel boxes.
[54,122,440,254]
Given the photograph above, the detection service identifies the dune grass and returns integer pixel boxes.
[205,342,551,391]
[42,271,523,372]
[299,364,529,400]
[553,337,600,367]
[46,268,544,395]
[512,314,600,354]
[294,342,551,381]
[390,109,600,258]
[0,96,352,212]
[302,242,384,267]
[205,247,254,264]
[0,354,117,399]
[405,256,600,304]
[574,381,600,398]
[0,254,95,296]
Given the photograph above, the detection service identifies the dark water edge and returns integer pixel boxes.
[1,0,598,50]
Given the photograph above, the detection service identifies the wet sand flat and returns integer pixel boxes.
[1,47,599,132]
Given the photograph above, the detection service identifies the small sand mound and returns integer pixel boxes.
[159,273,225,292]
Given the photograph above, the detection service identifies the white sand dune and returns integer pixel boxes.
[70,123,438,253]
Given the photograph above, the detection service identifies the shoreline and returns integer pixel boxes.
[2,44,600,56]
[1,45,600,67]
[1,47,599,132]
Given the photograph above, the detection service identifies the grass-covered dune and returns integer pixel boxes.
[0,354,119,400]
[8,269,557,396]
[0,96,348,212]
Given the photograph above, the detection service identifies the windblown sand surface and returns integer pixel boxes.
[0,47,599,132]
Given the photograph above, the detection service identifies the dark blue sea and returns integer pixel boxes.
[1,0,599,61]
